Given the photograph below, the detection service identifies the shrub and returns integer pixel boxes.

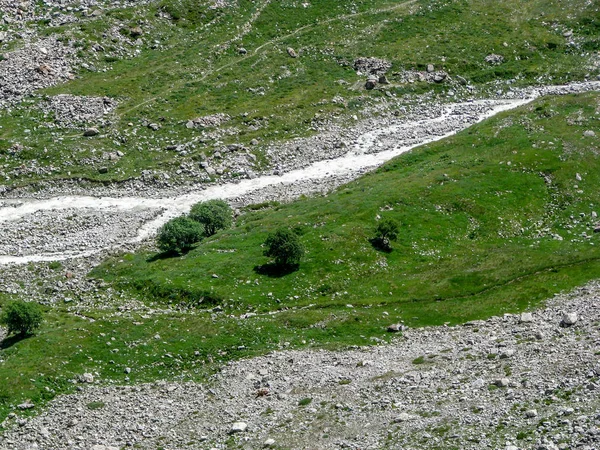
[157,216,204,254]
[189,199,233,236]
[263,228,304,267]
[0,301,43,337]
[371,218,399,251]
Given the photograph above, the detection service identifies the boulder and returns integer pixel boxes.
[229,422,248,433]
[561,312,578,326]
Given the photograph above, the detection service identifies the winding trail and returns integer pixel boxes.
[1,81,599,265]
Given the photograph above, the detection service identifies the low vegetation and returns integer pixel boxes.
[0,301,43,337]
[1,91,600,427]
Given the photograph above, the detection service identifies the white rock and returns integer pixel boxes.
[393,412,414,422]
[229,422,248,433]
[519,312,533,323]
[495,378,510,388]
[583,130,596,137]
[80,373,94,383]
[525,409,538,418]
[561,312,578,326]
[264,438,276,447]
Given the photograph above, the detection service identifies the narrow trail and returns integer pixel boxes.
[121,0,417,115]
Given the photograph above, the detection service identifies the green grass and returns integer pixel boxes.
[95,92,600,322]
[0,0,598,188]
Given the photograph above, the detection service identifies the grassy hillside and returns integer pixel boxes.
[0,0,598,188]
[95,91,600,320]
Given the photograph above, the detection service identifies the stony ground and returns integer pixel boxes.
[1,283,599,450]
[1,2,600,449]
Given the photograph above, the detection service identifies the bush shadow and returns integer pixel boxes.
[0,333,29,350]
[369,237,393,253]
[253,262,299,278]
[147,249,189,262]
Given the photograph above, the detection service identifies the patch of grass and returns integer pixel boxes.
[86,401,105,410]
[298,397,313,406]
[412,356,426,365]
[95,92,600,328]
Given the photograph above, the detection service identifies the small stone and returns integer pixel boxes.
[80,373,94,383]
[17,401,35,410]
[499,349,515,359]
[485,54,504,65]
[83,128,99,137]
[393,412,413,422]
[148,123,161,131]
[130,27,143,38]
[495,378,509,388]
[525,409,538,418]
[387,323,403,332]
[561,312,578,326]
[287,47,298,58]
[229,422,248,433]
[124,367,131,374]
[98,167,108,174]
[519,312,533,323]
[563,30,573,38]
[378,75,390,84]
[426,64,434,73]
[365,76,377,90]
[264,438,276,447]
[576,173,582,181]
[238,48,247,55]
[583,130,596,137]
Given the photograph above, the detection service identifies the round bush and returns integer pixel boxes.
[157,216,204,254]
[0,301,43,337]
[189,199,233,236]
[263,228,304,267]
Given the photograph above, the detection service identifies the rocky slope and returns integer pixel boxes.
[1,282,599,450]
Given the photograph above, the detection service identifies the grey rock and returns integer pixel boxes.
[520,312,533,323]
[287,47,298,58]
[583,130,596,137]
[485,54,504,65]
[83,128,100,137]
[229,421,248,433]
[525,409,538,418]
[561,312,578,326]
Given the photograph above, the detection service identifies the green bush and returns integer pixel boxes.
[263,228,304,267]
[157,216,204,254]
[0,301,43,337]
[372,218,399,251]
[189,199,233,236]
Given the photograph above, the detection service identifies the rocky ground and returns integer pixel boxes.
[1,1,600,449]
[1,282,599,450]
